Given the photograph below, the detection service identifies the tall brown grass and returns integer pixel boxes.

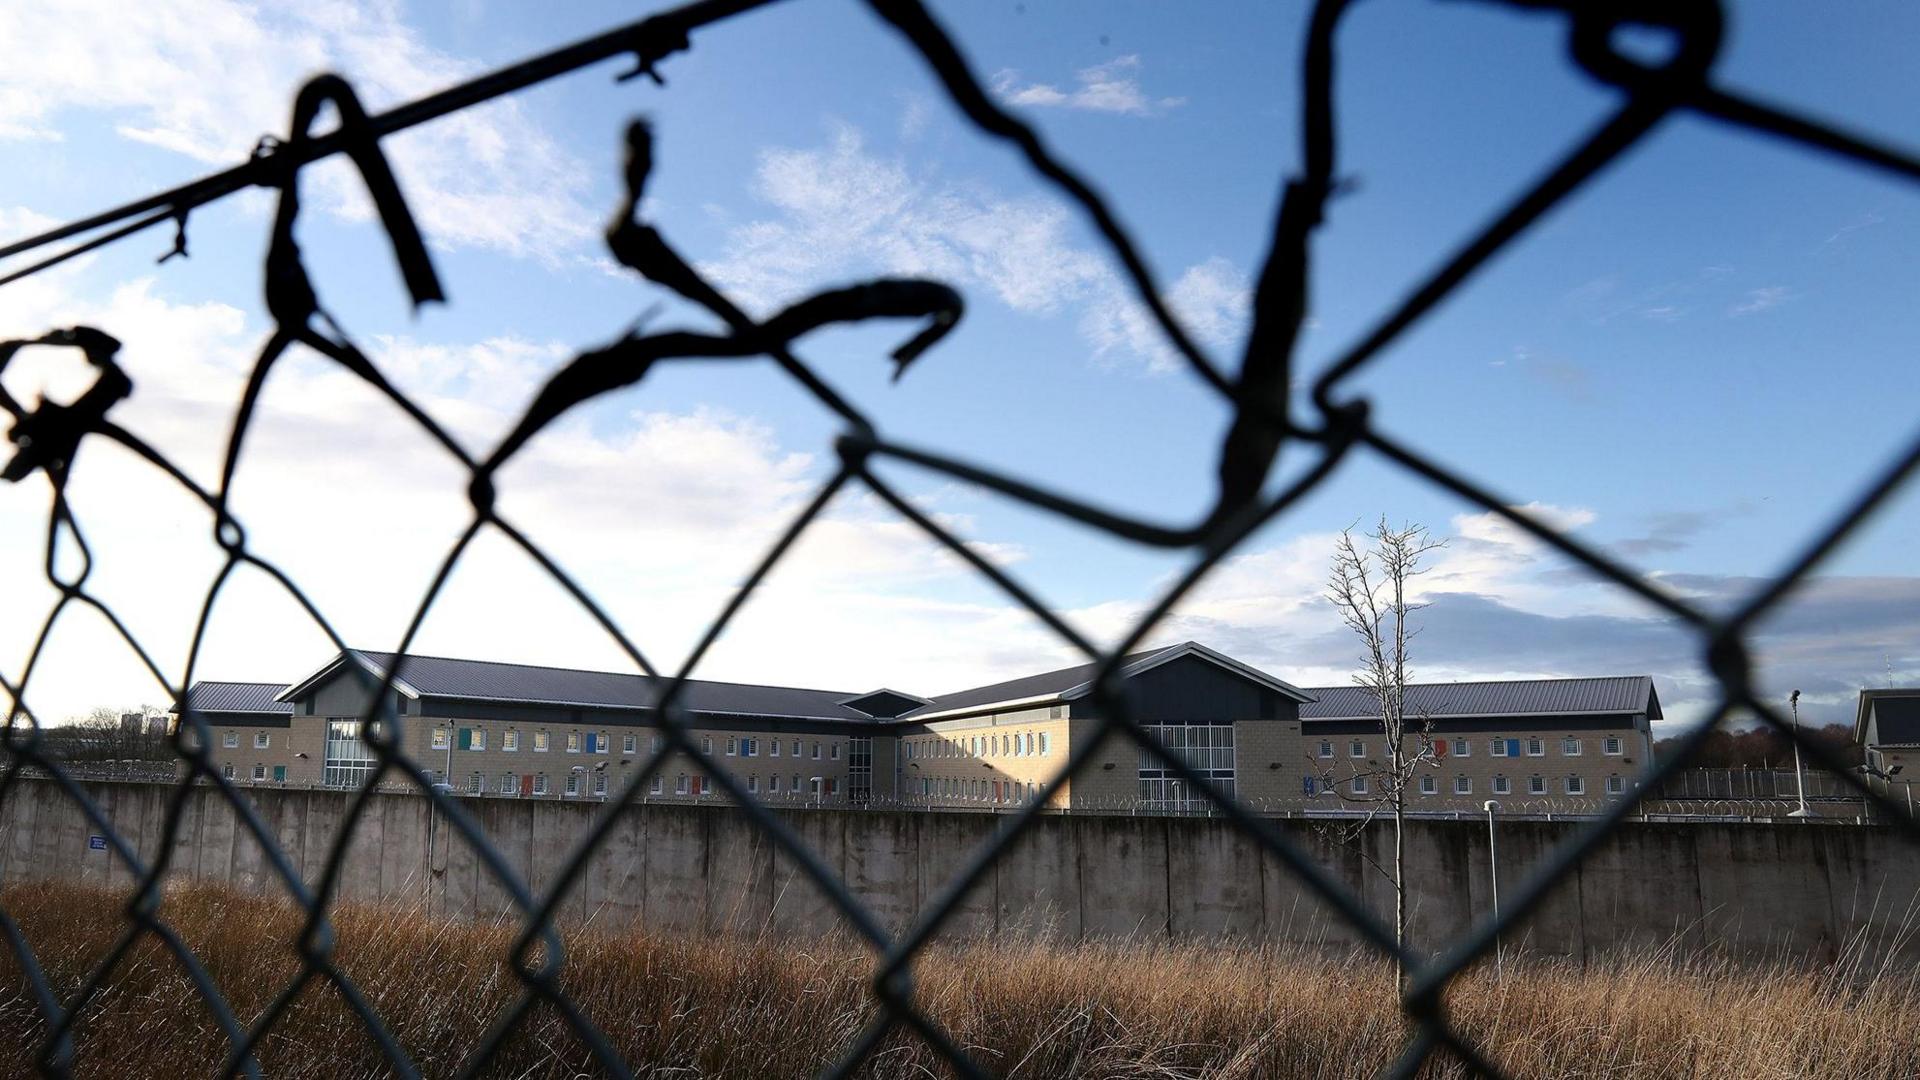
[0,880,1914,1078]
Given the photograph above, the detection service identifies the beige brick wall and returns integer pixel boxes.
[1301,727,1649,810]
[414,719,854,804]
[1233,719,1301,808]
[899,713,1072,809]
[183,713,859,804]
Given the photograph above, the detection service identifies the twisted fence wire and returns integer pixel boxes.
[0,0,1917,1075]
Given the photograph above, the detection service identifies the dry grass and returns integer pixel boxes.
[0,880,1914,1078]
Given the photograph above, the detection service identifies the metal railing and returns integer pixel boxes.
[5,0,1920,1076]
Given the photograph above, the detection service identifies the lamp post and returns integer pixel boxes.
[1788,690,1813,818]
[1483,799,1502,979]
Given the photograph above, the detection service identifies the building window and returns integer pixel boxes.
[791,739,801,757]
[432,728,449,751]
[533,774,548,795]
[534,731,549,753]
[1526,738,1544,757]
[1606,774,1624,795]
[1350,740,1365,759]
[650,735,662,755]
[1566,776,1585,796]
[1453,738,1470,757]
[650,775,664,795]
[503,730,519,752]
[848,736,872,805]
[222,763,234,779]
[323,720,378,789]
[1040,732,1051,756]
[623,734,637,755]
[499,773,515,794]
[252,764,267,781]
[831,742,840,761]
[594,771,608,796]
[1490,739,1507,757]
[769,738,780,758]
[725,736,736,756]
[223,731,239,749]
[676,774,689,795]
[1493,775,1510,795]
[1351,775,1370,796]
[468,772,483,795]
[567,732,581,754]
[769,774,781,793]
[1419,773,1437,795]
[565,772,579,796]
[1302,776,1319,797]
[702,737,713,755]
[1562,737,1581,756]
[747,774,759,793]
[1318,739,1333,759]
[1139,724,1235,812]
[811,742,821,760]
[598,732,610,754]
[1604,736,1623,756]
[744,737,758,757]
[1455,775,1471,795]
[253,732,270,749]
[468,727,486,751]
[1528,775,1546,795]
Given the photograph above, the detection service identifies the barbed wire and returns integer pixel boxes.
[3,0,1920,1076]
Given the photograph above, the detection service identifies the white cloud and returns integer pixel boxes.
[1728,285,1792,317]
[698,124,1244,371]
[992,56,1185,117]
[0,256,1067,723]
[1079,257,1249,370]
[0,0,596,262]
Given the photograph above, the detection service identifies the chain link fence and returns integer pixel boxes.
[3,0,1920,1075]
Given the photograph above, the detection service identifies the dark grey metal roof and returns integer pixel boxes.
[179,682,294,715]
[905,645,1179,717]
[340,650,885,721]
[1299,677,1659,721]
[1867,694,1920,746]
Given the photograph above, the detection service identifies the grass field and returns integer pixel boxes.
[0,880,1914,1078]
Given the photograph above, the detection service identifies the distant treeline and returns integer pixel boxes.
[25,708,174,781]
[1652,722,1861,771]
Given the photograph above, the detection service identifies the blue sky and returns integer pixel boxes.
[2,0,1918,730]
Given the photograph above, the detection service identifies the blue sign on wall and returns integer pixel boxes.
[87,835,106,851]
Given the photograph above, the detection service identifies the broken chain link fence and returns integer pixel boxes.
[3,0,1919,1075]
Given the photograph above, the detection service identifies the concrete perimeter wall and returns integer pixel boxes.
[4,779,1918,963]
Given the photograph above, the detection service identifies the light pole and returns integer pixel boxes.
[1788,690,1813,818]
[1483,799,1502,979]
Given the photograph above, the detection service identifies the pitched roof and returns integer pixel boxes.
[1860,691,1920,746]
[280,649,886,722]
[905,641,1312,720]
[1299,676,1659,721]
[179,681,294,715]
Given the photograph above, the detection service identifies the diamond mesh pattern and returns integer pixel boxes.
[3,1,1919,1076]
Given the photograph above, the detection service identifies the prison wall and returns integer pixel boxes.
[4,779,1918,964]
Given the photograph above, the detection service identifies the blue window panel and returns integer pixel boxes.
[1507,738,1520,758]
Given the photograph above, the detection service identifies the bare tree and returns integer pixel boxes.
[1322,516,1445,983]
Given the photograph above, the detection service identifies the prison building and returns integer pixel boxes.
[1296,677,1660,810]
[177,645,1658,813]
[1854,688,1920,783]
